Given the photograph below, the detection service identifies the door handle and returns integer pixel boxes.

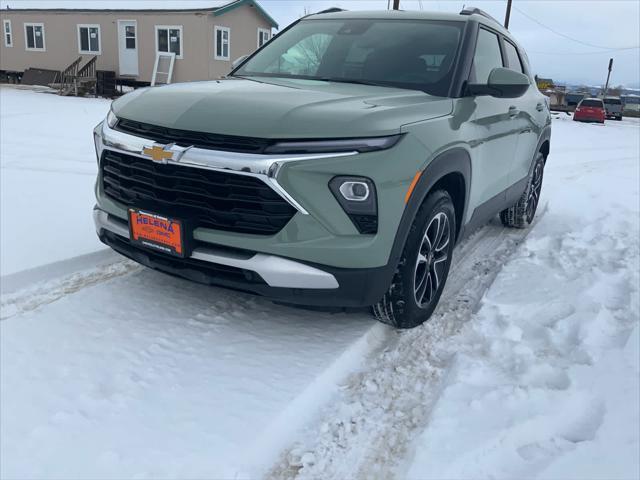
[536,102,545,112]
[508,106,519,117]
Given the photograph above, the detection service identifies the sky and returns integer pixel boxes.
[2,0,639,87]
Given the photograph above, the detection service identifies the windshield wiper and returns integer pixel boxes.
[317,77,391,88]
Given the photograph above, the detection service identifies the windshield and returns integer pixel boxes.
[234,18,464,97]
[603,98,621,105]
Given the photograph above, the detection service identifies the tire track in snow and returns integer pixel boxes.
[1,258,140,320]
[266,211,544,480]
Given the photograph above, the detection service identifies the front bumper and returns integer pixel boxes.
[94,121,427,270]
[94,206,392,308]
[92,119,429,306]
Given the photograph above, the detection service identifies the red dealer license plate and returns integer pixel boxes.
[129,209,185,257]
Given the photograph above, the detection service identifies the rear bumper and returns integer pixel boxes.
[574,114,605,122]
[94,207,392,308]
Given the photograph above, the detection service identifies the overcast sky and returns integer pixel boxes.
[3,0,639,87]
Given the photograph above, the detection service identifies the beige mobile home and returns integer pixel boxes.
[0,0,277,84]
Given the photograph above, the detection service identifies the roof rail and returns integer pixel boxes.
[460,7,502,26]
[315,7,346,14]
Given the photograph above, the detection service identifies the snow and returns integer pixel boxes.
[1,88,639,479]
[1,265,378,478]
[0,86,110,276]
[405,115,640,479]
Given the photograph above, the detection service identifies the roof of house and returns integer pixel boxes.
[0,0,278,27]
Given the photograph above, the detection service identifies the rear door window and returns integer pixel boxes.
[503,40,524,73]
[471,28,504,83]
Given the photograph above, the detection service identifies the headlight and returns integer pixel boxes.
[106,109,118,128]
[329,176,378,234]
[263,135,402,154]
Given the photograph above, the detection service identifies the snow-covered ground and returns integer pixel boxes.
[1,88,638,480]
[405,114,640,479]
[0,86,110,276]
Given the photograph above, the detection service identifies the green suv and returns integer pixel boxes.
[93,8,551,328]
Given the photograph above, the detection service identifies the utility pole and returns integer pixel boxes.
[504,0,513,29]
[393,0,400,10]
[603,58,613,97]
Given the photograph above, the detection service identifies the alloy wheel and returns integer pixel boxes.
[414,212,450,307]
[526,161,544,222]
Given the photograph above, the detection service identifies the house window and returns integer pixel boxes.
[3,20,12,47]
[156,25,182,59]
[125,25,136,49]
[257,28,270,48]
[24,23,45,51]
[214,26,230,60]
[77,24,101,54]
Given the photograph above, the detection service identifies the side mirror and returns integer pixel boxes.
[232,55,249,69]
[466,67,530,98]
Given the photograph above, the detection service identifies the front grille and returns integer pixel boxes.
[101,150,296,235]
[115,118,275,154]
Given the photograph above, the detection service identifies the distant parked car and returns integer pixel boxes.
[574,98,605,124]
[621,94,640,113]
[603,97,623,120]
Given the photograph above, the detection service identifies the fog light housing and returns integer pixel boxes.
[329,176,378,234]
[339,181,370,202]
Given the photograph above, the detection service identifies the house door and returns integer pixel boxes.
[117,20,138,76]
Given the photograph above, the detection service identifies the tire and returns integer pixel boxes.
[500,153,545,228]
[372,190,456,329]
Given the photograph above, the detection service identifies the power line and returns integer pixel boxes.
[529,46,640,56]
[514,6,639,51]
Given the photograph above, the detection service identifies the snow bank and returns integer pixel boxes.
[0,87,110,276]
[406,117,640,479]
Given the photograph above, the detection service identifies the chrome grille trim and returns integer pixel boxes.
[95,121,359,215]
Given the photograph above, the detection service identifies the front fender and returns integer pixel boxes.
[387,147,472,271]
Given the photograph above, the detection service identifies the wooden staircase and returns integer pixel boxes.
[50,56,97,96]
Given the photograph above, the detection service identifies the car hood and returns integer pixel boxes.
[112,78,453,139]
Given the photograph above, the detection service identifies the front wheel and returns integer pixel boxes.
[372,190,456,329]
[500,153,545,228]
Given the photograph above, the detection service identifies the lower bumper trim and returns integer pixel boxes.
[93,207,339,290]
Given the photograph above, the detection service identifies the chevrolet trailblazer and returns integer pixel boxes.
[93,8,551,328]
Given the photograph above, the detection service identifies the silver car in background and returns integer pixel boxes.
[603,97,623,121]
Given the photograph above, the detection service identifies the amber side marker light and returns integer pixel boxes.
[405,171,423,204]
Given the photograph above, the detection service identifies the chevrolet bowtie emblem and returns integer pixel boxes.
[142,144,174,163]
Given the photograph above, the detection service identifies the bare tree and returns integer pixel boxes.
[607,85,624,96]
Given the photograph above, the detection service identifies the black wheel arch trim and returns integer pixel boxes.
[387,147,472,275]
[527,125,552,179]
